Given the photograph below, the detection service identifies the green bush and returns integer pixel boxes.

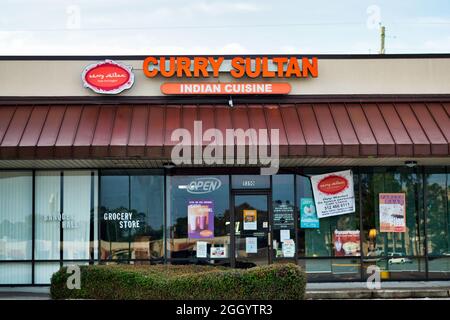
[50,263,306,300]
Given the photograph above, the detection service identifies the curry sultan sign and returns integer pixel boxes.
[143,56,318,95]
[82,56,318,95]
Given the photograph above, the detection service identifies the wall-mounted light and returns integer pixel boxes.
[404,160,418,168]
[369,228,377,240]
[163,161,175,170]
[228,96,234,108]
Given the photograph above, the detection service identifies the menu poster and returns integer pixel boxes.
[210,246,226,259]
[246,237,258,253]
[243,210,257,230]
[333,230,360,257]
[379,193,406,233]
[300,197,319,228]
[282,239,296,258]
[280,229,290,242]
[311,170,355,218]
[188,200,214,239]
[196,241,208,258]
[273,203,295,230]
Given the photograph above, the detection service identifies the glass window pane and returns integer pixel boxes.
[297,172,360,258]
[167,175,230,263]
[130,174,164,261]
[299,258,361,281]
[425,169,449,256]
[361,168,423,258]
[0,263,32,284]
[0,172,32,260]
[35,171,61,260]
[100,170,164,261]
[272,175,295,259]
[63,171,97,260]
[100,173,130,260]
[35,262,60,284]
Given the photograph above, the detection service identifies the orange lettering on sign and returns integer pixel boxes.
[142,56,318,79]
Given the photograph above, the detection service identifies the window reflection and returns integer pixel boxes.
[166,175,230,263]
[100,170,164,261]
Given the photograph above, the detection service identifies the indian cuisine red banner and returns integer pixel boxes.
[161,82,291,95]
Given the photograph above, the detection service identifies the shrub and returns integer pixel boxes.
[50,263,306,300]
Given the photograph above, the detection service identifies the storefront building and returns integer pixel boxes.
[0,54,449,285]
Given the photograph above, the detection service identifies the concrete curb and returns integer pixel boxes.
[306,289,450,299]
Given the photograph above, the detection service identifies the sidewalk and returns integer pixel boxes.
[306,281,450,299]
[1,281,450,299]
[0,287,50,300]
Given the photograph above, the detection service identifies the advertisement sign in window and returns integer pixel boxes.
[300,197,319,228]
[273,203,294,230]
[210,246,226,258]
[379,193,406,233]
[245,237,258,253]
[311,170,355,218]
[188,200,214,239]
[282,239,296,258]
[196,241,208,258]
[243,210,257,230]
[333,230,360,257]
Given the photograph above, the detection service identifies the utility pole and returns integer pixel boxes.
[380,25,386,54]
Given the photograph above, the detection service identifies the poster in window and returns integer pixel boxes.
[210,246,226,258]
[188,200,214,239]
[273,203,294,230]
[379,193,406,233]
[300,197,319,228]
[282,239,296,258]
[333,230,360,257]
[280,229,290,242]
[196,241,208,258]
[311,170,355,218]
[243,210,257,230]
[245,237,258,253]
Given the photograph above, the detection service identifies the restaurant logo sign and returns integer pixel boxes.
[143,56,318,95]
[82,60,134,94]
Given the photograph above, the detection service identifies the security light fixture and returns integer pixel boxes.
[228,96,234,107]
[404,161,418,168]
[163,161,176,169]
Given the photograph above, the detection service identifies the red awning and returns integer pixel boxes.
[0,102,448,160]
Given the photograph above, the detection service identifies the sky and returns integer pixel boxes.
[0,0,449,55]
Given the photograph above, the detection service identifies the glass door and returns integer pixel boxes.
[233,193,271,267]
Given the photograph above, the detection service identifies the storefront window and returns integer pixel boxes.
[272,175,295,260]
[425,167,450,279]
[167,175,230,262]
[34,170,97,284]
[360,167,425,280]
[35,171,61,260]
[297,170,361,280]
[297,172,360,258]
[100,170,164,261]
[361,169,424,256]
[0,171,32,284]
[425,168,449,256]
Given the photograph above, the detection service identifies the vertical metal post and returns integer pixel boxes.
[31,170,36,285]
